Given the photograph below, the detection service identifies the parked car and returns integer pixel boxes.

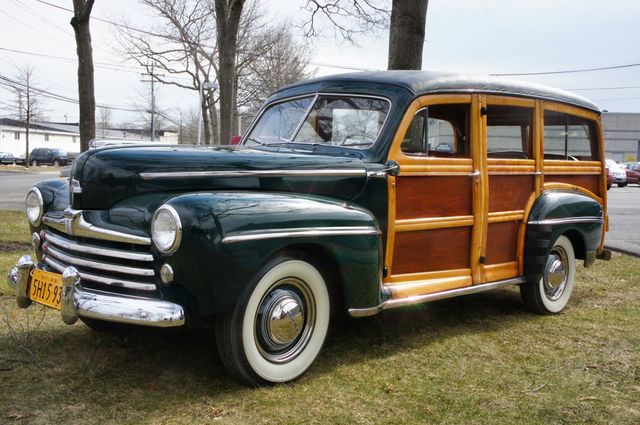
[29,148,69,167]
[606,166,613,190]
[605,159,627,187]
[0,152,16,165]
[623,162,640,186]
[9,71,610,386]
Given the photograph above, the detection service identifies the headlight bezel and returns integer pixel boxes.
[26,187,44,226]
[151,204,182,254]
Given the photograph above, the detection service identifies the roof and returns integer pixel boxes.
[0,118,78,133]
[282,71,600,112]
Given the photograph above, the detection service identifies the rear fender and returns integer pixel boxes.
[524,190,604,283]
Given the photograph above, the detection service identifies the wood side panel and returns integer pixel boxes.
[489,175,534,212]
[545,174,600,197]
[395,176,472,220]
[486,221,519,265]
[392,227,471,275]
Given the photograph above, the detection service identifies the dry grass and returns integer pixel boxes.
[0,208,639,424]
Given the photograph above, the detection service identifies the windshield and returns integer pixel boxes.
[244,95,390,149]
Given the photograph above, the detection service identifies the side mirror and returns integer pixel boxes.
[384,160,400,176]
[230,135,242,145]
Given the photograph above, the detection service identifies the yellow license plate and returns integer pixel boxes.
[29,269,63,310]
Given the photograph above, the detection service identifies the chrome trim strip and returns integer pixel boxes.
[42,231,154,262]
[348,277,526,318]
[140,168,368,180]
[43,257,157,291]
[43,243,155,277]
[223,226,380,244]
[528,216,603,226]
[42,208,151,246]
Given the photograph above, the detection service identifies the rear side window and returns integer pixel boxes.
[543,111,599,160]
[486,105,533,159]
[401,104,470,157]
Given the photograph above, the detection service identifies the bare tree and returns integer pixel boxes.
[302,0,428,70]
[116,0,219,143]
[71,0,96,152]
[97,108,112,138]
[14,67,42,168]
[237,25,313,129]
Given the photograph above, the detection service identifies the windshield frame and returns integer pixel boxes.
[241,92,393,150]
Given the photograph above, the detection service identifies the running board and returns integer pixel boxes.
[348,277,526,318]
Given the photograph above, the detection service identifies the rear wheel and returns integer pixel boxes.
[521,235,575,314]
[215,256,331,386]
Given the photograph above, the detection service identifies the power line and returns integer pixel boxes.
[492,62,640,76]
[563,85,640,91]
[0,73,147,113]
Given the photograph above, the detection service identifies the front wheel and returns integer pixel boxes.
[31,160,37,167]
[215,256,331,386]
[521,235,575,314]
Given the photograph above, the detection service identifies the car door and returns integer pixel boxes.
[384,94,486,299]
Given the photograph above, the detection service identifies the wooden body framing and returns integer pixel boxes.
[384,95,606,299]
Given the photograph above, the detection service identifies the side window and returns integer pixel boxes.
[401,103,470,157]
[486,105,533,159]
[544,111,599,160]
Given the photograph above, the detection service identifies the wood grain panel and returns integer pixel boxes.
[392,227,471,275]
[489,175,534,212]
[545,175,600,197]
[395,176,472,220]
[486,221,519,265]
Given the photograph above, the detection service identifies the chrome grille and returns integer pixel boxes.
[41,230,157,292]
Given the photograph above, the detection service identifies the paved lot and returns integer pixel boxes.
[604,184,640,256]
[0,169,60,211]
[0,169,638,255]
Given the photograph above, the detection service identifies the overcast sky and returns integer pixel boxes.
[1,0,639,127]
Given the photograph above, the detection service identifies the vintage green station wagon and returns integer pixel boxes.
[9,71,610,385]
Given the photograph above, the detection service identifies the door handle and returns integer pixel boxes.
[468,170,481,177]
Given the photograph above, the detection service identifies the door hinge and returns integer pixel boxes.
[479,256,486,265]
[480,106,487,116]
[383,266,388,277]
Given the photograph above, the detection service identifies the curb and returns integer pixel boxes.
[604,245,640,258]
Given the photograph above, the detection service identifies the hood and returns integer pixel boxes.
[70,145,370,210]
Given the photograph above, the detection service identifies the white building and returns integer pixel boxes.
[0,119,179,157]
[0,118,80,157]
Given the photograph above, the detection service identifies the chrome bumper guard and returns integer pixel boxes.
[8,255,185,328]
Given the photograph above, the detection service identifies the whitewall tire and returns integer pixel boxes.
[521,235,576,314]
[216,256,331,386]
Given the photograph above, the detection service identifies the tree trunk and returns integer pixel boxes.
[201,93,211,145]
[207,92,220,145]
[71,0,96,153]
[215,0,245,145]
[387,0,428,70]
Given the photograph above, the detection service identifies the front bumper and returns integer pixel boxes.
[8,255,185,327]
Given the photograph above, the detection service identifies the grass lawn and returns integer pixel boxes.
[0,210,638,424]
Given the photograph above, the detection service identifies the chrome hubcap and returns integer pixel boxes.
[255,278,315,363]
[543,248,568,301]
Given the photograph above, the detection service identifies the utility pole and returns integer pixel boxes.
[140,63,164,141]
[17,89,23,120]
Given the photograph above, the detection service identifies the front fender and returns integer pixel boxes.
[524,190,604,283]
[163,192,382,317]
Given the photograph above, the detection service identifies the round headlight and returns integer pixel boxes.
[151,205,182,254]
[26,188,43,225]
